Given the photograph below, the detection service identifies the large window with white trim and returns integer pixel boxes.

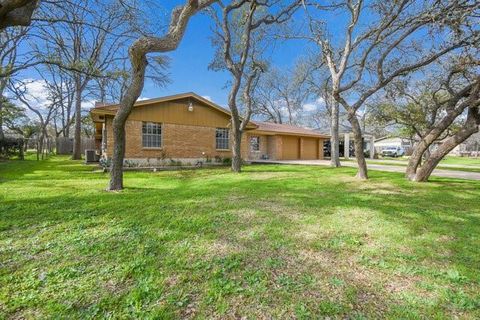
[215,128,229,150]
[142,122,162,148]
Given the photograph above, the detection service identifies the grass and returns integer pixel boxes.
[374,156,480,166]
[343,156,480,173]
[1,156,480,319]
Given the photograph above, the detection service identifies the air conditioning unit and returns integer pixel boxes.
[85,149,96,163]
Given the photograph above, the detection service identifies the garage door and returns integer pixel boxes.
[282,136,300,159]
[302,138,319,159]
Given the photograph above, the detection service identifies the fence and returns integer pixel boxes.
[56,137,96,155]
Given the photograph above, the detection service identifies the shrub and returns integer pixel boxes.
[0,137,24,160]
[99,157,111,170]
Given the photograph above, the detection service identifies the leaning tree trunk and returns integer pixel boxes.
[413,107,480,182]
[349,111,368,180]
[231,122,242,173]
[72,78,82,160]
[406,103,469,179]
[109,53,147,191]
[330,100,341,167]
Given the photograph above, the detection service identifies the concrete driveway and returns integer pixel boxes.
[251,159,480,181]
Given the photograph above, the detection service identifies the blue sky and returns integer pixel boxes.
[147,9,312,107]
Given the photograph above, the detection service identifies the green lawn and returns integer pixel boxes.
[370,156,480,166]
[1,156,480,319]
[343,156,480,173]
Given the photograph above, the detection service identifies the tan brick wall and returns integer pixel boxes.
[103,116,326,161]
[105,117,250,160]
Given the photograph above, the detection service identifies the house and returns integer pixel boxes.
[374,136,453,156]
[90,92,329,165]
[374,137,413,154]
[449,132,480,157]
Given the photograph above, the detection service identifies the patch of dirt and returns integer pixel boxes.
[203,239,244,259]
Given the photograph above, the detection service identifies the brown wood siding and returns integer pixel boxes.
[126,99,231,128]
[302,137,319,160]
[281,136,300,160]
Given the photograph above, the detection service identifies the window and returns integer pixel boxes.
[250,136,260,152]
[142,122,162,148]
[216,128,229,150]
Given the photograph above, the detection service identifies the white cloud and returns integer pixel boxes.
[303,103,317,112]
[302,97,326,112]
[11,79,97,117]
[201,95,212,102]
[138,96,150,101]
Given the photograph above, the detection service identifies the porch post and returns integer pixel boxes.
[101,122,107,155]
[370,136,375,159]
[344,133,350,159]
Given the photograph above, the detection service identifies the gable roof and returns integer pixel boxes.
[91,92,232,118]
[253,121,330,138]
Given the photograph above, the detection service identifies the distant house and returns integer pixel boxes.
[450,132,480,156]
[90,92,330,164]
[374,137,413,153]
[374,136,462,156]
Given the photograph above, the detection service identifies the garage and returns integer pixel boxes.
[302,137,319,160]
[281,136,300,160]
[248,122,329,160]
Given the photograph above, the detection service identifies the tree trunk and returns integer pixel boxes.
[349,112,368,179]
[0,98,4,155]
[412,107,480,182]
[231,123,242,173]
[109,117,127,190]
[72,78,82,160]
[0,0,37,30]
[19,139,24,160]
[108,54,147,191]
[330,99,341,167]
[406,104,468,179]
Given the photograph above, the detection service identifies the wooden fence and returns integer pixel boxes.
[56,137,96,155]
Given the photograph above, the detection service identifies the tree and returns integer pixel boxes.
[35,0,132,160]
[0,0,37,30]
[0,26,29,141]
[210,0,300,172]
[371,80,462,158]
[253,65,310,125]
[305,0,480,179]
[404,62,480,181]
[9,79,57,159]
[108,0,217,191]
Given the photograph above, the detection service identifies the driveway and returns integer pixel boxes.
[251,159,480,181]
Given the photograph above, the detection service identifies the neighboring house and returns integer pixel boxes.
[374,137,413,153]
[449,132,480,156]
[90,92,329,165]
[374,136,458,156]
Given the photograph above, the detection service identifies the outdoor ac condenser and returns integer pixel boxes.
[85,149,96,163]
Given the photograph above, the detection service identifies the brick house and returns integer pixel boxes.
[90,92,329,164]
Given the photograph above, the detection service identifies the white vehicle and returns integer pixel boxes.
[381,146,405,157]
